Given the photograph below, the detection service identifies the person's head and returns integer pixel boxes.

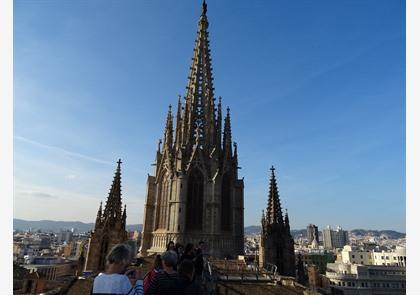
[153,254,163,270]
[178,259,195,281]
[198,241,205,250]
[166,241,175,251]
[175,242,181,250]
[161,250,178,270]
[106,243,132,273]
[184,243,194,255]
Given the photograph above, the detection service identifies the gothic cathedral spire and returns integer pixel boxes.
[85,159,128,272]
[266,166,284,225]
[103,159,123,226]
[140,1,244,258]
[260,166,295,277]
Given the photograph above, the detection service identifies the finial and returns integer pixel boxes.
[202,0,207,16]
[270,165,275,173]
[158,139,162,152]
[227,106,230,114]
[117,159,122,166]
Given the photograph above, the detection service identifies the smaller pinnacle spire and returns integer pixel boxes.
[223,107,232,159]
[95,201,103,227]
[164,105,174,149]
[285,209,291,235]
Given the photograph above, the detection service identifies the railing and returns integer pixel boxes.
[202,259,280,295]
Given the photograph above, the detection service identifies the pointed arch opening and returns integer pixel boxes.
[186,168,204,231]
[221,173,231,231]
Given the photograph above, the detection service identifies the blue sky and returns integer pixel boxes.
[13,0,405,231]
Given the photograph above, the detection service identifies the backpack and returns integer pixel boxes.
[157,272,182,295]
[143,269,159,293]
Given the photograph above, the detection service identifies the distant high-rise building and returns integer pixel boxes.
[84,160,128,272]
[323,225,349,249]
[259,166,295,277]
[57,230,73,244]
[307,224,319,244]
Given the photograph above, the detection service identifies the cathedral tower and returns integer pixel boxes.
[140,1,244,258]
[259,166,295,277]
[85,159,128,272]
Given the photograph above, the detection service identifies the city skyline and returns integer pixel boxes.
[14,0,405,231]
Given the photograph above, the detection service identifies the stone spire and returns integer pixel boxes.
[216,97,222,152]
[95,201,103,228]
[266,166,284,225]
[182,0,216,153]
[175,95,183,150]
[261,209,266,233]
[163,105,174,152]
[122,204,127,230]
[285,209,291,235]
[103,159,123,226]
[223,107,232,160]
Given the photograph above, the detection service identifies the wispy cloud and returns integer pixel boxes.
[14,135,113,165]
[17,191,59,199]
[65,174,77,180]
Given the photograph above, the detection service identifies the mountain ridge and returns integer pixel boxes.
[13,219,405,238]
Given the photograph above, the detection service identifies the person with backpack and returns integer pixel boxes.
[178,259,202,295]
[145,250,181,295]
[193,241,205,283]
[180,243,195,263]
[143,255,162,294]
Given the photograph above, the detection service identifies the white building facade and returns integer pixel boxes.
[326,262,406,295]
[341,245,373,265]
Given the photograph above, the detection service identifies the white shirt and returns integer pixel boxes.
[92,273,143,295]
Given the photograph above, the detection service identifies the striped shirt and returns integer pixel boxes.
[92,273,144,295]
[145,271,180,295]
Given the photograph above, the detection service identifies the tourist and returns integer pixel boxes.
[178,259,202,295]
[175,242,183,262]
[145,250,180,295]
[143,255,162,294]
[166,241,175,252]
[92,243,144,295]
[194,241,205,282]
[180,243,195,263]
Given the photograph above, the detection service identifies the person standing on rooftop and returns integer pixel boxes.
[92,243,144,295]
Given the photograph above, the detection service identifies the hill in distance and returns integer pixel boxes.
[13,219,142,233]
[244,225,405,239]
[13,219,405,239]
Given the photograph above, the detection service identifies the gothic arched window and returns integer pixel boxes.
[186,168,204,231]
[221,173,231,231]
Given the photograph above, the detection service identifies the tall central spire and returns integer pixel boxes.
[182,0,216,151]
